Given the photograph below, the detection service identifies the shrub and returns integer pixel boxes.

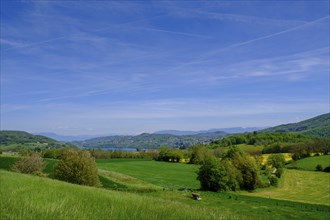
[269,176,279,186]
[323,166,330,172]
[55,149,100,187]
[11,153,45,175]
[315,164,323,171]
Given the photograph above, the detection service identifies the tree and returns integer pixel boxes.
[11,153,45,175]
[197,156,229,192]
[232,152,260,191]
[267,154,285,177]
[189,145,213,164]
[267,154,285,168]
[54,149,100,187]
[222,159,241,191]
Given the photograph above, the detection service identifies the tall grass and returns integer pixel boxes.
[1,170,329,220]
[0,170,229,220]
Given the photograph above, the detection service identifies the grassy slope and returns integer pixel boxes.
[97,158,199,189]
[242,169,330,206]
[0,155,57,178]
[295,155,330,171]
[0,170,226,220]
[1,170,329,220]
[261,113,330,137]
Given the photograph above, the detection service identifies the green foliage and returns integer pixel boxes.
[211,132,311,148]
[55,149,100,187]
[189,145,213,164]
[232,152,261,191]
[197,156,229,192]
[157,147,184,162]
[269,175,279,186]
[88,148,159,160]
[315,164,323,171]
[11,154,45,175]
[42,148,64,159]
[267,154,286,168]
[323,166,330,172]
[196,146,261,192]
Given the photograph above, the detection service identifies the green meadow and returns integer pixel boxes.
[242,169,330,205]
[1,156,330,219]
[295,155,330,171]
[1,170,329,220]
[96,158,199,189]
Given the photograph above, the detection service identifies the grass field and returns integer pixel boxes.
[295,155,330,171]
[0,155,58,178]
[242,169,330,206]
[1,170,329,220]
[96,158,199,190]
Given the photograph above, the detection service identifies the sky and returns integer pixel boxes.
[1,1,329,135]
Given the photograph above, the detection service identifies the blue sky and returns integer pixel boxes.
[1,1,329,135]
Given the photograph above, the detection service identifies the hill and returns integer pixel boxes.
[261,113,330,137]
[154,127,264,135]
[0,130,69,151]
[72,132,228,149]
[34,132,104,142]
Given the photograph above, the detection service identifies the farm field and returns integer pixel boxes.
[242,169,330,206]
[96,158,199,189]
[295,155,330,171]
[1,170,329,220]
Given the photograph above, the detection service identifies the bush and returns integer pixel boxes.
[323,166,330,172]
[54,149,100,187]
[316,164,323,171]
[269,176,279,186]
[11,153,45,175]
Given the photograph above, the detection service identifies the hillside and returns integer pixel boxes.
[154,127,264,135]
[72,132,228,149]
[1,161,329,219]
[0,130,69,151]
[261,113,330,137]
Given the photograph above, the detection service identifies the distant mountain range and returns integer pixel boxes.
[72,132,228,149]
[261,113,329,137]
[1,113,328,151]
[154,127,265,136]
[36,127,264,142]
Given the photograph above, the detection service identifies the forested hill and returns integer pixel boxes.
[261,113,330,137]
[0,130,70,151]
[72,132,228,149]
